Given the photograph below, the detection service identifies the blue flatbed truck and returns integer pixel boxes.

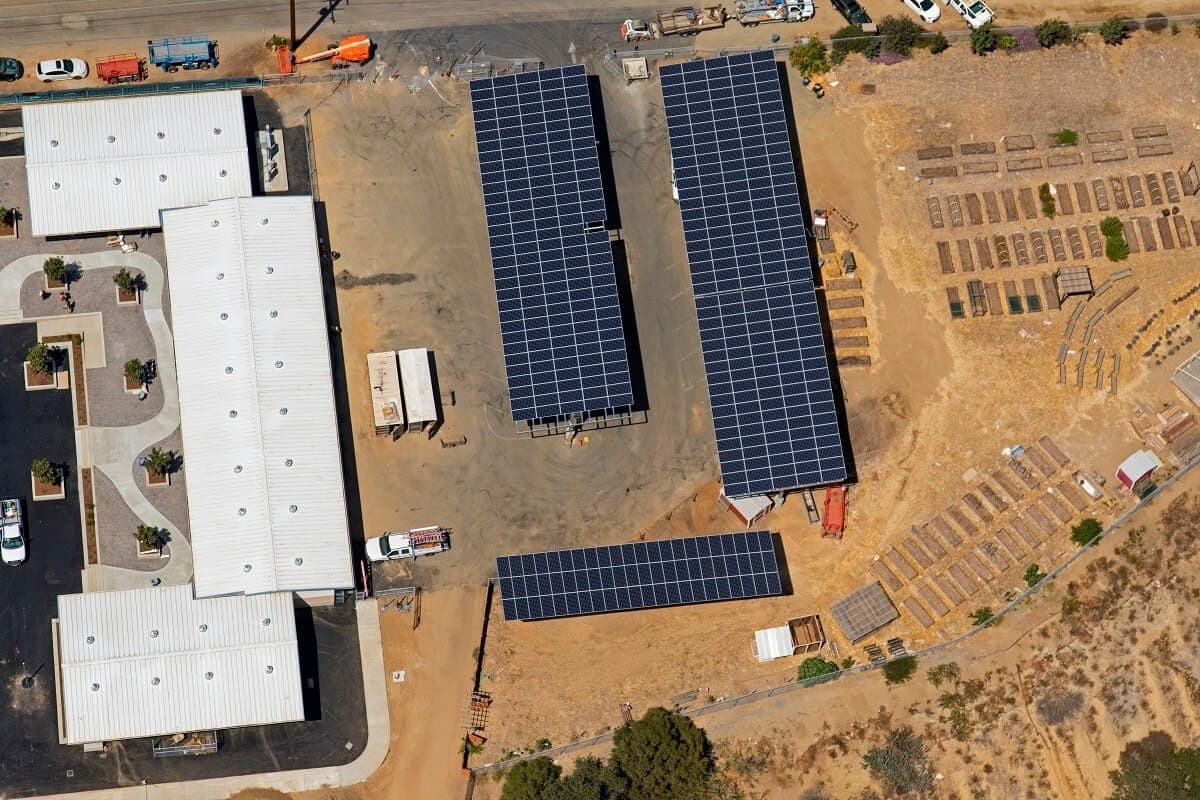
[147,35,218,72]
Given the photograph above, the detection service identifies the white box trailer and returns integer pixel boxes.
[367,351,404,436]
[397,348,438,436]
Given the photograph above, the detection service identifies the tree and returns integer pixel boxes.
[1035,18,1074,47]
[1109,733,1200,800]
[928,32,949,54]
[26,342,55,375]
[0,203,9,224]
[862,727,934,796]
[1100,216,1123,237]
[1054,128,1079,146]
[1039,182,1057,218]
[789,39,829,76]
[611,707,712,800]
[1024,563,1047,587]
[797,657,839,680]
[926,662,960,688]
[113,268,139,294]
[43,256,67,284]
[1106,235,1130,262]
[970,22,998,55]
[501,757,563,800]
[882,655,917,685]
[1099,16,1128,45]
[878,15,923,56]
[31,457,60,486]
[1070,517,1103,546]
[124,358,145,384]
[831,25,879,65]
[970,606,994,626]
[143,446,175,477]
[546,757,628,800]
[134,524,162,550]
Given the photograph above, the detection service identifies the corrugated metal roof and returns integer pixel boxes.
[397,347,437,424]
[753,625,795,662]
[368,351,404,428]
[163,196,353,597]
[22,91,251,236]
[57,586,303,744]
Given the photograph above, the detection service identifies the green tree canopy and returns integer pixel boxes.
[789,39,829,76]
[1109,732,1200,800]
[611,707,712,800]
[1099,16,1127,45]
[1070,517,1103,546]
[501,757,563,800]
[545,757,628,800]
[798,657,840,680]
[877,15,923,56]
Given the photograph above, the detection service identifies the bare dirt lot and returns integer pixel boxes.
[244,23,1200,800]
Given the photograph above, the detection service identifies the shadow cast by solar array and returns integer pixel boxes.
[775,63,858,484]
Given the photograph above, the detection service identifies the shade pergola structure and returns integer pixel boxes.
[1054,266,1094,305]
[831,581,899,644]
[751,614,826,662]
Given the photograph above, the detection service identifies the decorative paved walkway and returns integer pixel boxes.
[0,250,192,589]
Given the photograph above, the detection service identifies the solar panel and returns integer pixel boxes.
[661,51,847,497]
[831,581,899,643]
[496,531,782,621]
[470,66,634,423]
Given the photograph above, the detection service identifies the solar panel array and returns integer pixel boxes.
[496,530,782,621]
[661,50,848,498]
[470,66,634,423]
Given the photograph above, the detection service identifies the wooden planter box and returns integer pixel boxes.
[125,375,145,394]
[0,215,15,240]
[137,539,166,559]
[45,274,65,290]
[116,285,141,305]
[145,469,170,487]
[24,361,55,391]
[31,471,65,501]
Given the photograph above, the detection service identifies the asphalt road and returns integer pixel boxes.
[0,0,651,45]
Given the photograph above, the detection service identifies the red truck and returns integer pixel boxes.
[96,54,146,85]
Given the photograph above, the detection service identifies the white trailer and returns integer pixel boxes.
[367,351,404,436]
[397,348,438,436]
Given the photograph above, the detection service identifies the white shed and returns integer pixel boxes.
[752,625,796,662]
[397,347,438,434]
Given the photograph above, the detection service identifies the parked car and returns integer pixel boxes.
[35,58,88,82]
[831,0,872,25]
[944,0,992,27]
[1,499,26,566]
[365,526,449,562]
[903,0,940,22]
[0,57,23,82]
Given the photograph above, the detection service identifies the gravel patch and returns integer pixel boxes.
[132,428,190,540]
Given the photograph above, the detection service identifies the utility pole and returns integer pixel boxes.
[289,0,297,49]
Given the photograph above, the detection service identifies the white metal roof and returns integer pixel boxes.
[22,91,251,237]
[753,625,795,662]
[1116,449,1162,488]
[57,586,303,744]
[368,351,404,428]
[163,196,353,597]
[397,347,437,424]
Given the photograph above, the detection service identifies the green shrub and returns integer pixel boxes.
[926,662,961,688]
[831,25,880,65]
[1099,16,1127,45]
[1024,563,1047,587]
[265,35,290,51]
[1039,182,1057,218]
[1070,517,1103,546]
[1062,594,1082,616]
[31,457,60,486]
[1036,18,1074,47]
[929,32,949,53]
[882,655,917,685]
[970,23,998,55]
[143,446,175,477]
[797,657,839,680]
[26,342,55,375]
[998,33,1018,52]
[43,256,67,284]
[878,15,923,56]
[124,358,144,384]
[789,39,829,76]
[970,607,994,626]
[113,268,139,294]
[1053,128,1079,146]
[1106,235,1130,262]
[1100,216,1123,237]
[134,524,162,550]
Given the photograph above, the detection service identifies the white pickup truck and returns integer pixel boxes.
[734,0,814,25]
[365,526,449,562]
[1,499,26,566]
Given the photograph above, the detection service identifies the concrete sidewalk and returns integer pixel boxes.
[16,599,391,800]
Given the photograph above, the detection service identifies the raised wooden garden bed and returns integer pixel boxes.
[31,472,65,501]
[137,538,166,558]
[125,375,145,393]
[146,469,169,487]
[24,362,54,390]
[116,285,141,305]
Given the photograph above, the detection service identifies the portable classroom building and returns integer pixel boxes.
[397,348,437,435]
